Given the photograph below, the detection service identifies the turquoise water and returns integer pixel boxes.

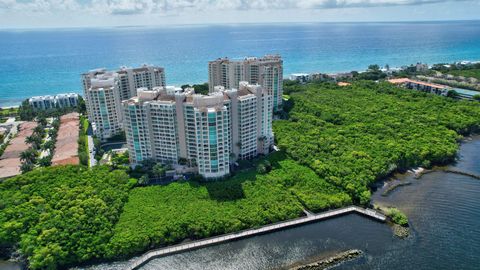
[1,21,480,107]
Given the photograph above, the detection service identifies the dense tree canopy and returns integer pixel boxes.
[0,166,135,269]
[275,81,480,203]
[107,152,350,258]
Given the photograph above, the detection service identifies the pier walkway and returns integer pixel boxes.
[126,206,385,270]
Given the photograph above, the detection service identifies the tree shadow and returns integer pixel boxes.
[204,179,246,202]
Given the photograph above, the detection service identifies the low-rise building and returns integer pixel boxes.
[388,78,480,100]
[388,78,449,96]
[28,93,78,110]
[289,73,310,83]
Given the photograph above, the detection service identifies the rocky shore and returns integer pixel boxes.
[391,224,410,238]
[415,168,480,180]
[290,249,363,270]
[381,181,412,196]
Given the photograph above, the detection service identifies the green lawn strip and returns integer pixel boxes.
[447,69,480,80]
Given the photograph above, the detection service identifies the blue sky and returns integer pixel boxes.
[0,0,479,28]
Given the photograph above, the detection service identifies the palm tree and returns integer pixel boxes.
[26,135,42,149]
[20,161,34,174]
[33,126,45,138]
[38,156,52,167]
[37,116,48,127]
[20,148,37,164]
[152,164,166,179]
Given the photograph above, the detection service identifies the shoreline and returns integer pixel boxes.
[289,249,363,270]
[126,206,385,270]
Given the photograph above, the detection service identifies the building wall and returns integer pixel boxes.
[148,102,179,164]
[208,55,283,111]
[123,83,274,179]
[29,94,79,110]
[124,102,152,164]
[85,86,123,140]
[82,65,166,141]
[194,107,230,179]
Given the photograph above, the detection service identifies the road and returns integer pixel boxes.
[87,129,97,167]
[0,120,23,147]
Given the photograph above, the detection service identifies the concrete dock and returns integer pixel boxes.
[126,206,386,270]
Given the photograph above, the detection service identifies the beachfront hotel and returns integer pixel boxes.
[122,82,274,179]
[29,93,79,110]
[208,55,283,111]
[82,64,166,140]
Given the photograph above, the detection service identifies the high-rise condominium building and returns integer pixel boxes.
[208,55,283,111]
[82,64,166,140]
[122,82,274,179]
[83,72,123,140]
[82,64,166,100]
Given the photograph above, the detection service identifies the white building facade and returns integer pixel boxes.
[29,93,79,110]
[122,82,274,179]
[82,64,166,140]
[208,55,283,111]
[83,72,123,140]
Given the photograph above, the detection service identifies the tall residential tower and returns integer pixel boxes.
[208,55,283,111]
[82,64,166,140]
[122,82,274,179]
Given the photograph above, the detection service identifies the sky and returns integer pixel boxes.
[0,0,479,28]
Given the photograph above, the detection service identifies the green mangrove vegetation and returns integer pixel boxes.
[385,207,409,227]
[108,152,350,258]
[0,166,135,269]
[274,81,480,204]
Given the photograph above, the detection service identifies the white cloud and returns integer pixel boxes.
[0,0,476,15]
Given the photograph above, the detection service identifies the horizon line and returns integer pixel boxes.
[0,19,479,31]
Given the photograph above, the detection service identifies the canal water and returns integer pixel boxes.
[3,137,480,269]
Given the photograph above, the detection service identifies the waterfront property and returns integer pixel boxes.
[82,65,166,140]
[122,81,274,179]
[208,55,283,111]
[289,73,311,83]
[388,78,480,99]
[28,93,79,110]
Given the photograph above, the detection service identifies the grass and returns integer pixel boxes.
[0,107,19,117]
[447,69,480,80]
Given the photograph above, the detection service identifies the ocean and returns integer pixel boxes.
[1,21,480,107]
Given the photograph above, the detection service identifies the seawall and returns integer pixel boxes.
[126,206,385,270]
